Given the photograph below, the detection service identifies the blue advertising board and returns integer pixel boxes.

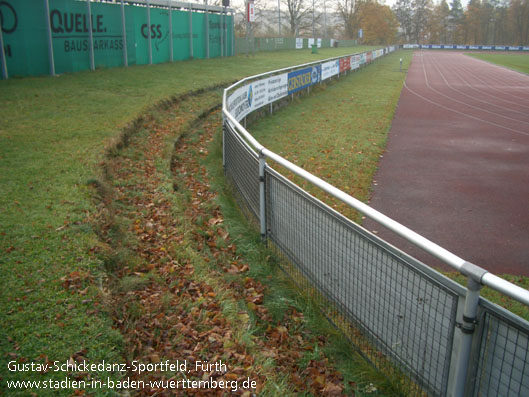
[287,65,321,94]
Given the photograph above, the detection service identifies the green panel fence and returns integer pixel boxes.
[234,37,358,55]
[0,0,234,78]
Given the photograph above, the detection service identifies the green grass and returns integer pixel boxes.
[247,50,529,321]
[466,52,529,74]
[205,129,408,396]
[249,51,413,222]
[0,46,377,394]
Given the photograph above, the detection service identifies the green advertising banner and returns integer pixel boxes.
[171,11,192,61]
[1,0,50,76]
[50,0,125,74]
[0,0,233,78]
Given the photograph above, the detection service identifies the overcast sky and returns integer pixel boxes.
[229,0,470,13]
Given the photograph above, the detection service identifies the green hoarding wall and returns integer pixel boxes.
[0,0,233,78]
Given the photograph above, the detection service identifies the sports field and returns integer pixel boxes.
[2,46,528,394]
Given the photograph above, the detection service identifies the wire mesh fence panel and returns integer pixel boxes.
[223,49,529,396]
[223,124,260,220]
[265,168,460,396]
[471,301,529,396]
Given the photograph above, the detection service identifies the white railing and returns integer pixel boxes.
[222,47,529,396]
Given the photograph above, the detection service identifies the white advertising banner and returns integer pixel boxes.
[321,60,339,80]
[266,73,288,103]
[350,55,360,70]
[359,53,367,65]
[247,1,255,22]
[308,38,315,47]
[296,38,303,49]
[227,85,252,122]
[227,73,289,121]
[317,38,322,48]
[249,79,268,112]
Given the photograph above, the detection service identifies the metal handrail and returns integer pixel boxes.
[222,51,529,307]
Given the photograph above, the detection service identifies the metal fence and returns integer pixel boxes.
[221,48,529,396]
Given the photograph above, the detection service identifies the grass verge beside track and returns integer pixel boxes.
[466,52,529,74]
[249,51,413,223]
[0,46,379,393]
[248,50,529,321]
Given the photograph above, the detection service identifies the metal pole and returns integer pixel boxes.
[121,0,128,67]
[278,0,281,36]
[147,0,152,64]
[224,7,228,56]
[251,19,254,56]
[323,0,326,38]
[246,3,249,57]
[222,125,226,167]
[231,9,234,56]
[220,8,224,57]
[189,3,193,59]
[205,0,209,59]
[449,263,486,396]
[168,1,173,62]
[44,0,55,76]
[86,0,95,71]
[259,152,267,242]
[0,14,8,79]
[312,0,315,38]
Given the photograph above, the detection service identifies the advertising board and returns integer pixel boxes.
[321,60,339,80]
[227,84,252,121]
[359,53,367,65]
[266,73,288,103]
[226,73,289,121]
[1,0,232,77]
[287,65,320,94]
[339,57,350,73]
[350,54,360,70]
[296,38,303,49]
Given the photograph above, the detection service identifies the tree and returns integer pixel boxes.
[283,0,313,36]
[359,2,398,44]
[393,0,414,42]
[449,0,465,43]
[412,0,433,43]
[464,0,483,44]
[336,0,366,39]
[509,0,529,45]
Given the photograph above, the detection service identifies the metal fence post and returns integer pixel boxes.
[189,3,193,59]
[220,8,224,57]
[168,1,173,62]
[205,0,209,59]
[120,0,128,67]
[44,0,55,76]
[231,9,234,56]
[0,17,8,79]
[259,150,267,242]
[86,0,95,71]
[450,262,486,397]
[147,0,152,64]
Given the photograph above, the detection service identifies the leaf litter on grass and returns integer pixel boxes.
[96,87,350,395]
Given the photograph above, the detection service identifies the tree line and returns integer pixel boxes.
[225,0,529,46]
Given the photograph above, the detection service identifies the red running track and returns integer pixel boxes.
[366,51,529,275]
